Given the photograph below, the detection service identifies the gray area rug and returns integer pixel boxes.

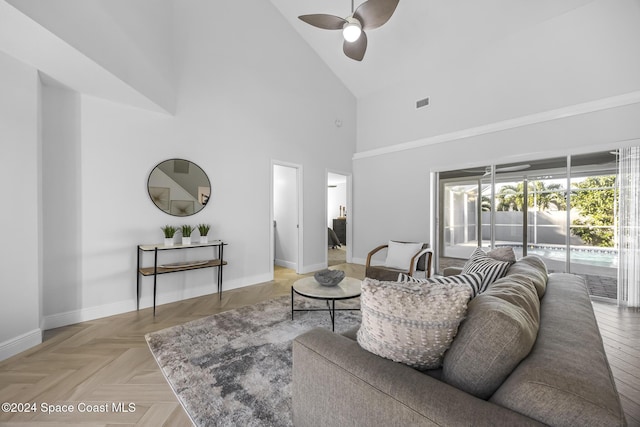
[146,294,361,427]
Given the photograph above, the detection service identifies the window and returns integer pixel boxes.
[437,151,618,300]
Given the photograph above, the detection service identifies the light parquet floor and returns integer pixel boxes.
[592,300,640,426]
[1,264,638,426]
[0,265,363,426]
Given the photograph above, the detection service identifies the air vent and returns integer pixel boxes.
[416,97,430,109]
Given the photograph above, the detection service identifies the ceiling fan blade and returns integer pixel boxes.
[343,31,367,61]
[298,14,347,30]
[354,0,399,30]
[496,164,531,173]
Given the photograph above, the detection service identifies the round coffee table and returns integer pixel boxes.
[291,275,361,331]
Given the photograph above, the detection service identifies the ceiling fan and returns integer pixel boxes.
[298,0,399,61]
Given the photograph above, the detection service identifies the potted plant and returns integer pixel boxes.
[197,224,211,244]
[181,224,194,245]
[161,225,177,246]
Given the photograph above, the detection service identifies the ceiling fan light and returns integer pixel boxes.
[342,18,362,42]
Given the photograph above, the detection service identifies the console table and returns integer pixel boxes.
[136,240,227,315]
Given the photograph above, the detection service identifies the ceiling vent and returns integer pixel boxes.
[416,97,429,109]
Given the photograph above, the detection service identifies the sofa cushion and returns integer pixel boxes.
[442,274,540,399]
[506,255,548,299]
[490,273,626,427]
[462,248,512,291]
[357,278,472,370]
[397,272,485,298]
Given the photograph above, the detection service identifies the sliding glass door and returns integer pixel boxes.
[437,151,619,300]
[568,152,618,298]
[439,168,491,271]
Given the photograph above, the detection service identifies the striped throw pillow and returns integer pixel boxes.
[398,272,486,298]
[462,248,511,291]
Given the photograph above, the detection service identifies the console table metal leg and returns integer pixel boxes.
[291,288,294,320]
[218,245,224,300]
[136,247,141,311]
[153,248,158,316]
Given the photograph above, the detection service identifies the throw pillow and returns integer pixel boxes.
[487,247,517,263]
[462,248,511,292]
[384,241,423,270]
[441,275,540,399]
[357,278,472,370]
[397,272,486,298]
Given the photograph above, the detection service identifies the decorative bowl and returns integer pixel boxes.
[314,269,345,287]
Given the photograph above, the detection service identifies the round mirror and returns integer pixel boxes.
[147,159,211,216]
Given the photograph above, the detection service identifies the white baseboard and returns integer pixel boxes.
[0,329,42,362]
[223,273,273,292]
[43,300,136,330]
[351,257,367,266]
[300,262,327,274]
[275,259,297,270]
[42,273,275,330]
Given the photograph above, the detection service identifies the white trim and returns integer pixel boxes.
[44,300,135,330]
[429,171,438,276]
[299,262,327,275]
[0,329,42,361]
[42,273,273,330]
[353,90,640,161]
[275,259,297,270]
[222,273,274,293]
[351,257,367,266]
[325,169,353,266]
[270,160,304,276]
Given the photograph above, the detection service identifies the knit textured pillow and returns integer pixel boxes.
[397,272,486,298]
[357,278,472,370]
[462,248,511,292]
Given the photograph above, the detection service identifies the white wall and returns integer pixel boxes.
[352,0,640,264]
[0,0,356,353]
[0,52,42,359]
[356,0,640,152]
[28,0,356,329]
[274,164,298,270]
[7,0,176,113]
[353,103,640,264]
[41,80,82,320]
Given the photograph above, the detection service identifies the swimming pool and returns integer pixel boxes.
[507,244,618,269]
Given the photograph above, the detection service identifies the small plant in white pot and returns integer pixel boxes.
[197,224,211,243]
[181,224,194,245]
[161,225,177,246]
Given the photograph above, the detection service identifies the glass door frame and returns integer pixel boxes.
[435,152,617,278]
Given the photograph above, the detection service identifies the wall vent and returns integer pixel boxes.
[416,97,430,109]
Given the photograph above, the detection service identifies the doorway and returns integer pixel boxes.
[327,171,352,266]
[272,162,302,275]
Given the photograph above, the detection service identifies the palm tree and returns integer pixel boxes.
[496,181,566,211]
[530,182,566,211]
[496,184,524,211]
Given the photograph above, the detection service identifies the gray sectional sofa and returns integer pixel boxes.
[292,256,626,426]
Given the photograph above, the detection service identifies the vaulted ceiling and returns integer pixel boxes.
[269,0,596,98]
